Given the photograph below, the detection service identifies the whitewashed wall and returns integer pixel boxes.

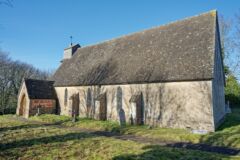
[55,80,215,132]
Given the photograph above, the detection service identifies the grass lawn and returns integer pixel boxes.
[201,107,240,148]
[30,115,201,142]
[30,114,72,124]
[29,107,240,149]
[0,115,239,160]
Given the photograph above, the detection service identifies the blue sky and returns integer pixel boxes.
[0,0,240,71]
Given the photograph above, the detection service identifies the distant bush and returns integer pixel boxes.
[225,94,240,106]
[225,74,240,105]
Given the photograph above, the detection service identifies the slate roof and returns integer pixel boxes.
[24,79,56,99]
[52,10,219,86]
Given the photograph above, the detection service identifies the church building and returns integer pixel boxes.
[17,10,225,133]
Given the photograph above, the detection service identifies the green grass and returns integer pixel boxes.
[201,107,240,148]
[120,125,202,143]
[0,115,28,127]
[64,118,201,143]
[30,115,120,132]
[0,116,238,160]
[120,108,240,149]
[31,115,199,140]
[30,114,71,124]
[28,107,240,149]
[64,118,121,132]
[140,107,240,149]
[218,108,240,131]
[31,115,201,143]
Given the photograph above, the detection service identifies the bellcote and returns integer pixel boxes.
[61,44,80,62]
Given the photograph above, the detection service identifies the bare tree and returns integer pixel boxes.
[232,11,240,77]
[219,15,233,61]
[0,50,52,114]
[0,0,13,7]
[219,11,240,78]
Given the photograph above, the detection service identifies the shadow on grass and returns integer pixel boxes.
[0,121,70,133]
[113,145,226,160]
[0,124,46,132]
[52,119,74,125]
[84,130,240,155]
[0,132,96,151]
[199,107,240,150]
[200,126,240,150]
[217,107,240,131]
[166,142,240,155]
[0,149,22,160]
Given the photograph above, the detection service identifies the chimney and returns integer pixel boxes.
[61,43,81,62]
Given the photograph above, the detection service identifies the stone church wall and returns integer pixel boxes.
[16,83,30,118]
[55,80,215,132]
[212,26,226,127]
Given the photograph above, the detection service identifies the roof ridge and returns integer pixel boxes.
[24,78,54,82]
[64,44,80,50]
[76,10,217,51]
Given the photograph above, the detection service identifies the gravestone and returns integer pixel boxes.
[119,108,126,126]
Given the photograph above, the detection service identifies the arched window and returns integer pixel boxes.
[64,88,68,106]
